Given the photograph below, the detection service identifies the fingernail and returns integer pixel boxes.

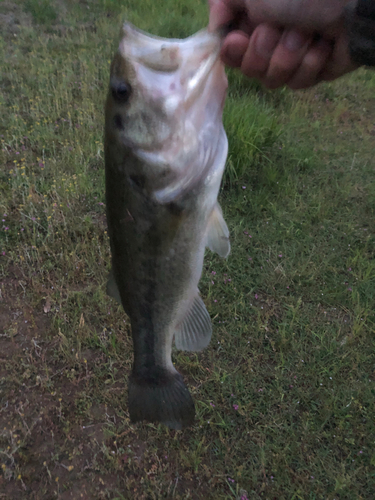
[255,28,279,58]
[282,30,307,52]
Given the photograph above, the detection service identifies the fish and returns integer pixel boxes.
[104,23,230,429]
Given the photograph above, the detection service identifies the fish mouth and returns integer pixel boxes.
[119,22,223,76]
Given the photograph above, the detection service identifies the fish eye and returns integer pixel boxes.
[111,81,132,103]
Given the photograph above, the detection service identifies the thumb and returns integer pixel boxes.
[208,0,237,31]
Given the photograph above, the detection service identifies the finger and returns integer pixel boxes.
[263,30,312,89]
[287,38,332,89]
[239,24,282,79]
[209,0,254,33]
[208,0,236,31]
[320,33,358,81]
[220,30,250,67]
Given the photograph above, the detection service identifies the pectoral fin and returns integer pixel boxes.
[106,269,122,304]
[175,294,212,352]
[206,203,230,258]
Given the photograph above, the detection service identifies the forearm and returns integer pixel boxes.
[210,0,353,30]
[247,0,352,28]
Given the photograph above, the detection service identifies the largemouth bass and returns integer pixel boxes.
[105,23,230,429]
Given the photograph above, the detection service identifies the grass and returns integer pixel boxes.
[1,0,375,498]
[24,0,58,25]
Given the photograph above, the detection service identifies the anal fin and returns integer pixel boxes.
[175,294,212,352]
[206,202,230,258]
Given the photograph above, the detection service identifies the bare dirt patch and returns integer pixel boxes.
[0,270,121,499]
[1,268,201,499]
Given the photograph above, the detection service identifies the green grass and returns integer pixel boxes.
[24,0,58,25]
[1,1,375,499]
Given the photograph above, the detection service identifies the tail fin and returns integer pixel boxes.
[128,368,195,429]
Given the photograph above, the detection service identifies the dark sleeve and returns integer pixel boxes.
[345,0,375,66]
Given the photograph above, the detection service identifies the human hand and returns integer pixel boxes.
[209,0,358,89]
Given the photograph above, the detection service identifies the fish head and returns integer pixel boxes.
[107,36,177,150]
[106,23,225,149]
[106,23,227,201]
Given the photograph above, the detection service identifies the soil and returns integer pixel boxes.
[0,269,127,499]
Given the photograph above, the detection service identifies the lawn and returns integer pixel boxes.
[1,0,374,499]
